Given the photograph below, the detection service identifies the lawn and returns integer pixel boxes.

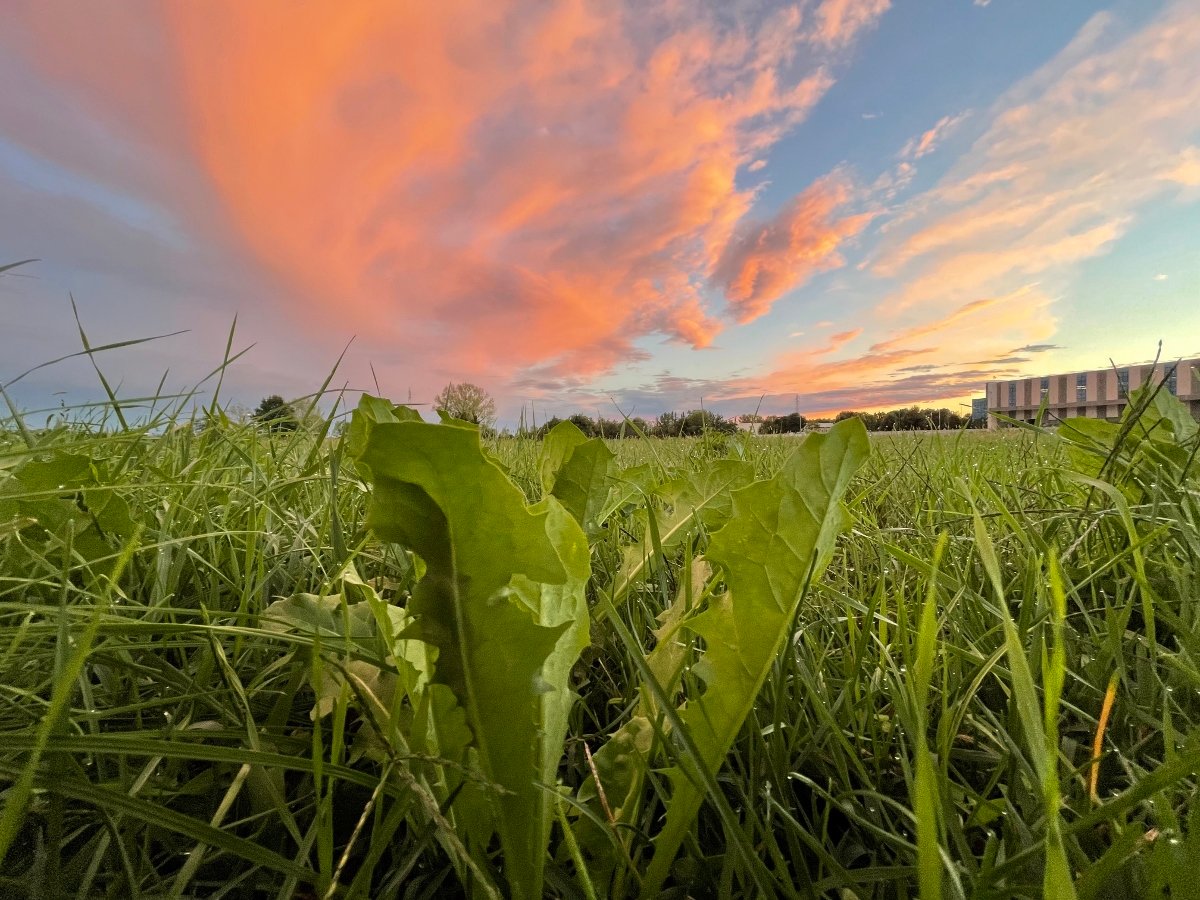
[1,384,1197,899]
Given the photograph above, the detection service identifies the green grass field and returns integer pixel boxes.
[1,382,1198,899]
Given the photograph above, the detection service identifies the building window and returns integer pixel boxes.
[1040,377,1049,400]
[1167,367,1178,396]
[1117,368,1129,397]
[1096,370,1107,400]
[1076,372,1087,402]
[1008,382,1017,407]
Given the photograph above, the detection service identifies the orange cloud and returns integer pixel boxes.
[714,175,875,322]
[869,296,999,352]
[825,328,863,351]
[705,280,1057,415]
[5,1,882,388]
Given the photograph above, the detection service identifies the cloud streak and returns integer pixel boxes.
[714,175,874,322]
[899,112,969,161]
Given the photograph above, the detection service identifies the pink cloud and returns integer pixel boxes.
[810,0,892,48]
[714,175,875,322]
[2,0,883,391]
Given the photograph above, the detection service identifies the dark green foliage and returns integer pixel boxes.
[252,394,299,431]
[652,408,737,437]
[537,414,651,439]
[836,404,970,430]
[567,413,596,435]
[759,411,807,433]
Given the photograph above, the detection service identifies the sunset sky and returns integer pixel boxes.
[2,0,1198,424]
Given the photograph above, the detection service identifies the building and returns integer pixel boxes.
[985,358,1200,429]
[970,397,988,423]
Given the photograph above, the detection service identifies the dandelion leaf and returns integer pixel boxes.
[539,420,616,535]
[356,417,589,900]
[642,418,869,893]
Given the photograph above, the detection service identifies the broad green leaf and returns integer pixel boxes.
[356,419,589,900]
[574,715,653,885]
[539,420,589,494]
[599,462,660,522]
[1058,383,1199,503]
[655,458,757,532]
[510,496,592,866]
[539,421,615,535]
[612,459,753,608]
[263,588,401,721]
[6,451,95,492]
[0,450,142,570]
[82,487,138,539]
[343,393,423,465]
[641,419,869,894]
[1138,379,1198,442]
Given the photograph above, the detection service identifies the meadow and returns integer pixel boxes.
[1,380,1198,899]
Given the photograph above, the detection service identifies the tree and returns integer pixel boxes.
[627,416,651,437]
[252,395,299,432]
[680,409,737,436]
[652,411,684,437]
[535,416,564,438]
[760,412,806,434]
[567,413,596,437]
[434,382,497,429]
[834,406,969,432]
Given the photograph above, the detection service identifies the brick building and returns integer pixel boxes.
[985,358,1200,429]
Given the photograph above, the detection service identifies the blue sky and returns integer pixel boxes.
[1,0,1197,424]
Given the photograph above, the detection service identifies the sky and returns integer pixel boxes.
[2,0,1198,425]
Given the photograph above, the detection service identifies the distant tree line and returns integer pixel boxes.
[246,390,974,440]
[534,408,740,439]
[757,412,807,434]
[833,406,975,431]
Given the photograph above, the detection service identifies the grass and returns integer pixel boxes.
[1,372,1199,898]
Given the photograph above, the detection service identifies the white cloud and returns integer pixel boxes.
[875,2,1200,313]
[803,0,1200,395]
[899,112,970,161]
[1153,273,1169,281]
[1164,147,1200,186]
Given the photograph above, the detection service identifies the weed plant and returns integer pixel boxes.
[1,355,1198,899]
